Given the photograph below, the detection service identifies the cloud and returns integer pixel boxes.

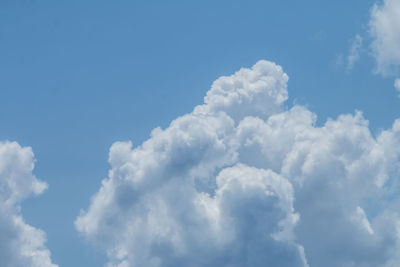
[76,60,400,267]
[369,0,400,75]
[347,34,363,71]
[395,78,400,94]
[0,141,58,267]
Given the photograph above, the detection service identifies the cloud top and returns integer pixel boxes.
[195,60,288,122]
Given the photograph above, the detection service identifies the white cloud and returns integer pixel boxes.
[347,34,363,71]
[0,141,57,267]
[370,0,400,75]
[76,60,400,267]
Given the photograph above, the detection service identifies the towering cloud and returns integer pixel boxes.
[76,60,400,267]
[0,141,57,267]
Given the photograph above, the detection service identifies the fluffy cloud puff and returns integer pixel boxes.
[76,60,400,267]
[0,141,57,267]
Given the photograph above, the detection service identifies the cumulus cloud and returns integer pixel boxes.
[0,141,57,267]
[76,60,400,267]
[369,0,400,75]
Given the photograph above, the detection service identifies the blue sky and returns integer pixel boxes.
[1,1,400,266]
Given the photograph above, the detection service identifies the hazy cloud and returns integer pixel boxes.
[395,78,400,95]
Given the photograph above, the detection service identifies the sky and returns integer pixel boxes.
[0,0,400,267]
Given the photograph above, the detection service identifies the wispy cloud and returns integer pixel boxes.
[347,34,363,71]
[395,78,400,95]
